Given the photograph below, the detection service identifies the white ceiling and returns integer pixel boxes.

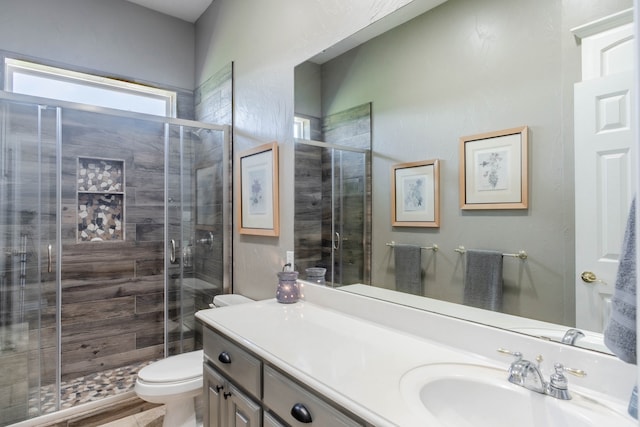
[125,0,213,23]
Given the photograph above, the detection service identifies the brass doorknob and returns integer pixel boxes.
[580,271,598,283]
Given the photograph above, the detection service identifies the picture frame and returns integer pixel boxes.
[237,142,280,236]
[392,159,440,227]
[459,126,528,210]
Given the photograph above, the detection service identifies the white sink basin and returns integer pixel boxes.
[400,363,634,427]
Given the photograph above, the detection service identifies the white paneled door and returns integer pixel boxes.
[573,14,635,333]
[574,70,635,332]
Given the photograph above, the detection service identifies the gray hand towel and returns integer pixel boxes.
[463,249,503,311]
[605,197,637,364]
[394,244,422,295]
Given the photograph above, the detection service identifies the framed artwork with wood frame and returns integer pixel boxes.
[459,126,528,210]
[237,142,280,236]
[392,159,440,227]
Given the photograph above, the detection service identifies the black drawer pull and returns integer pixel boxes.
[218,351,231,364]
[291,403,313,423]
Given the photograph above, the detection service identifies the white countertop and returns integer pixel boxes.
[196,298,508,426]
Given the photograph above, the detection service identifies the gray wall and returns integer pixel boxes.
[0,0,195,91]
[294,61,322,120]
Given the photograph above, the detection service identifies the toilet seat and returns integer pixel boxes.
[135,350,204,402]
[138,350,203,383]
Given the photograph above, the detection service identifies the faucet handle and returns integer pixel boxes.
[535,354,544,368]
[562,365,587,378]
[547,363,587,400]
[497,347,522,361]
[551,363,587,380]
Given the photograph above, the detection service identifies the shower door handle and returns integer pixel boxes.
[170,239,177,264]
[47,244,52,273]
[333,232,340,250]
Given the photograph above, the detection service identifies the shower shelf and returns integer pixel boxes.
[77,157,125,242]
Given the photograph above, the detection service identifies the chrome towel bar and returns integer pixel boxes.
[454,245,527,260]
[386,241,438,251]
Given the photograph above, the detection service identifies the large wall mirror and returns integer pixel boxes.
[294,0,636,355]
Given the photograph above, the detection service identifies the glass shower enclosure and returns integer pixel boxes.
[294,139,370,286]
[0,91,230,425]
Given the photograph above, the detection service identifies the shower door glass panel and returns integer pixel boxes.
[331,149,366,286]
[0,100,59,425]
[166,125,225,356]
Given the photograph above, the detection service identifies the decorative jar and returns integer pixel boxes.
[276,271,299,303]
[305,267,326,285]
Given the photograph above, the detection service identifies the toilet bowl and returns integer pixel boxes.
[135,350,203,427]
[135,293,253,427]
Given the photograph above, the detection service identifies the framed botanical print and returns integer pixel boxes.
[459,126,528,210]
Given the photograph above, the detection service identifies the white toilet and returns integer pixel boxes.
[135,294,253,427]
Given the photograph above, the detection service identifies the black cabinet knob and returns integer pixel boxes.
[291,403,313,423]
[218,351,231,364]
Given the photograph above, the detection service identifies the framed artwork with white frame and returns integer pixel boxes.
[237,142,280,236]
[392,159,440,227]
[459,126,528,210]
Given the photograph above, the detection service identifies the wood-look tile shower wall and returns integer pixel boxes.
[60,111,166,380]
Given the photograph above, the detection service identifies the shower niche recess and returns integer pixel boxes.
[77,157,125,242]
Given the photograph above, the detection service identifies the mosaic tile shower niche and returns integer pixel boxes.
[77,158,124,242]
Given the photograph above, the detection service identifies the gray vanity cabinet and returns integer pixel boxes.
[204,363,262,427]
[263,366,362,427]
[203,325,367,427]
[204,364,226,426]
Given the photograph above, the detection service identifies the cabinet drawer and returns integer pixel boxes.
[263,366,362,427]
[203,327,262,399]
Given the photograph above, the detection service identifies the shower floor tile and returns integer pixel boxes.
[32,360,154,416]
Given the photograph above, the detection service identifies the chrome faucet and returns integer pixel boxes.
[502,350,546,393]
[561,328,585,345]
[498,348,586,400]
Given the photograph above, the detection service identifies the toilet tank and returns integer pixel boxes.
[212,294,253,307]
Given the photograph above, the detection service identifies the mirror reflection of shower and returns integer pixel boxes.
[294,136,371,286]
[293,101,372,286]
